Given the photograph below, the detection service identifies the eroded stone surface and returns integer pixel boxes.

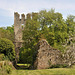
[33,39,63,69]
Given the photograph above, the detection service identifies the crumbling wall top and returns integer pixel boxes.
[21,14,25,18]
[26,13,31,19]
[14,12,20,17]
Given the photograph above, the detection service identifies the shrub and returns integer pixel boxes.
[5,65,12,74]
[0,38,15,61]
[0,53,5,61]
[19,47,33,64]
[0,60,14,75]
[49,64,68,68]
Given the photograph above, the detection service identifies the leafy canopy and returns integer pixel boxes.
[0,38,15,61]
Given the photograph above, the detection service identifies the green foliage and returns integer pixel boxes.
[19,47,33,65]
[38,9,68,47]
[0,54,5,61]
[50,64,68,68]
[22,9,75,64]
[0,38,15,61]
[0,60,13,75]
[66,15,75,36]
[5,65,12,74]
[0,25,14,42]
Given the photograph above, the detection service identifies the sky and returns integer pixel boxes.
[0,0,75,27]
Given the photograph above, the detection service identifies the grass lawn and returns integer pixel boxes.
[10,68,75,75]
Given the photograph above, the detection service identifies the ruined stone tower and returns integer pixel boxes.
[14,12,26,63]
[14,12,25,47]
[14,12,38,63]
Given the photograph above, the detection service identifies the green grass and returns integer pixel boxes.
[17,63,30,69]
[17,64,30,67]
[10,68,75,75]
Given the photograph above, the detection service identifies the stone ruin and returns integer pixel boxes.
[14,12,75,69]
[14,12,38,63]
[33,39,63,69]
[14,12,25,63]
[64,42,75,66]
[14,12,63,68]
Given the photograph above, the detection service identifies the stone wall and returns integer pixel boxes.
[33,39,63,69]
